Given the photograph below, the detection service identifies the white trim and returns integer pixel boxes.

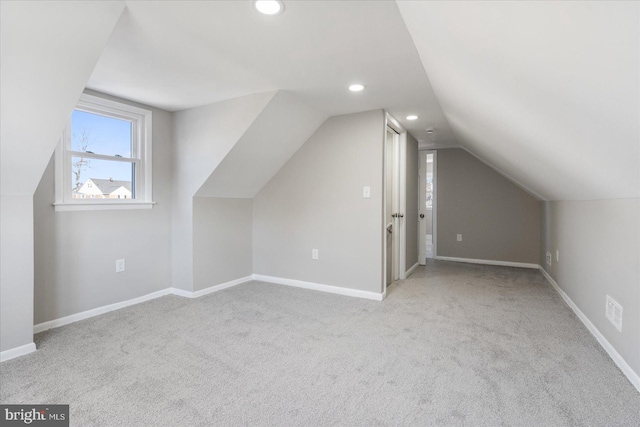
[55,92,153,208]
[0,342,36,362]
[383,112,408,290]
[431,150,438,258]
[169,287,193,298]
[32,276,254,336]
[398,130,407,280]
[10,275,380,363]
[435,256,539,269]
[539,267,640,393]
[418,150,437,264]
[252,274,384,301]
[385,112,405,134]
[406,262,419,278]
[171,276,253,299]
[34,289,173,333]
[54,202,155,211]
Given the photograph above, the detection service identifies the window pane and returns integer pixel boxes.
[72,157,134,199]
[71,110,132,158]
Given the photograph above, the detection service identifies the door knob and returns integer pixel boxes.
[420,213,425,218]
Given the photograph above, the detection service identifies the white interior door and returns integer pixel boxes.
[418,151,436,265]
[385,126,400,285]
[383,115,407,293]
[419,151,427,265]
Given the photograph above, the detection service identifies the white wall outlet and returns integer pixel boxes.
[606,295,623,332]
[363,186,371,199]
[312,249,319,260]
[456,234,462,242]
[115,258,125,273]
[545,252,552,266]
[556,250,560,262]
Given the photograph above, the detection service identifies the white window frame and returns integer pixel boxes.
[54,93,153,211]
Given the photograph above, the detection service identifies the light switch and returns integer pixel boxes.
[363,186,371,198]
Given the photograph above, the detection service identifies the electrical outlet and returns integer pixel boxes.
[456,234,462,242]
[115,258,125,273]
[546,252,552,266]
[312,249,319,260]
[606,295,623,332]
[556,250,560,262]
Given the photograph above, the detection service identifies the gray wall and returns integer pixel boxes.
[0,196,34,352]
[405,133,419,271]
[171,92,275,292]
[437,148,540,264]
[0,2,125,354]
[33,92,173,324]
[540,199,640,376]
[253,110,385,293]
[193,198,253,291]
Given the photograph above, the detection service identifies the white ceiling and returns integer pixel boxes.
[398,1,639,201]
[0,1,124,196]
[88,0,456,147]
[6,1,634,201]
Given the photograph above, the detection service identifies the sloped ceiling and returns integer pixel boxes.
[172,91,277,197]
[398,1,639,201]
[87,1,454,146]
[195,91,327,198]
[0,1,125,196]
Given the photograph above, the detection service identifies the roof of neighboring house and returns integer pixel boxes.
[87,178,132,195]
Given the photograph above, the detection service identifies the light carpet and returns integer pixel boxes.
[1,261,639,426]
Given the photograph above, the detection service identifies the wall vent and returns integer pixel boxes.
[605,295,623,332]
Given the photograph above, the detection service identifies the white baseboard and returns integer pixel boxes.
[169,287,193,298]
[0,342,36,362]
[539,267,640,393]
[34,276,254,336]
[171,276,253,299]
[405,262,419,277]
[435,256,539,269]
[252,274,384,301]
[34,288,173,334]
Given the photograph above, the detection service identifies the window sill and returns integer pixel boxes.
[53,202,155,212]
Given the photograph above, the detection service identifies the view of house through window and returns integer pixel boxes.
[71,110,135,199]
[55,93,152,210]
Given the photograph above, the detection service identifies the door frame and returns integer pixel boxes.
[382,113,407,296]
[418,150,437,265]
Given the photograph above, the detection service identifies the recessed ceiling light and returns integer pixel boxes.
[348,84,365,92]
[426,128,435,134]
[253,0,284,15]
[406,115,418,121]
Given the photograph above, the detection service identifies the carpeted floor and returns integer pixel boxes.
[1,261,639,426]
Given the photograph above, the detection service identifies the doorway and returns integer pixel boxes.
[419,151,436,265]
[384,116,406,292]
[385,126,400,286]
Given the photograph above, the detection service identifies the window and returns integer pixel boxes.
[55,93,153,211]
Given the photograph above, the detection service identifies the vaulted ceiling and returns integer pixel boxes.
[2,1,637,202]
[87,1,455,147]
[398,1,639,201]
